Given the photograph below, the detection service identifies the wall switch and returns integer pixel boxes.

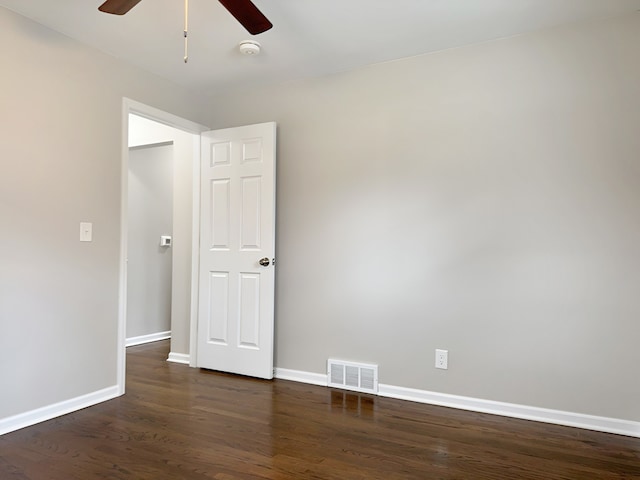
[435,349,448,370]
[80,222,93,242]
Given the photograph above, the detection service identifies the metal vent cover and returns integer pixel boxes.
[327,359,378,394]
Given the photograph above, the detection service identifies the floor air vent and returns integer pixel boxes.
[327,359,378,394]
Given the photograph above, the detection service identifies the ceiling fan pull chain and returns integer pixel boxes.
[184,0,189,63]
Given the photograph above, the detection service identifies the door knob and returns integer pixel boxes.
[259,257,270,267]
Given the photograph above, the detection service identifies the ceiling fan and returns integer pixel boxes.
[98,0,273,35]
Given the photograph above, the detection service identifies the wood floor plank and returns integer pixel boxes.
[1,340,638,479]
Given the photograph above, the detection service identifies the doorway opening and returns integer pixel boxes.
[118,99,207,395]
[126,140,174,347]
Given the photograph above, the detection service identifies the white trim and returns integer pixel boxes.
[126,331,171,347]
[273,368,640,438]
[0,386,120,436]
[377,384,640,438]
[117,101,130,396]
[129,140,174,151]
[274,368,327,387]
[189,134,202,368]
[125,98,207,134]
[167,352,191,365]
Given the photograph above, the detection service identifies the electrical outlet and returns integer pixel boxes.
[435,349,448,370]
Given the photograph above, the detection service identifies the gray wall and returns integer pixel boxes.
[204,14,640,421]
[0,7,204,419]
[1,3,639,429]
[127,144,174,339]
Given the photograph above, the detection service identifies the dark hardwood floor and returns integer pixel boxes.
[1,341,638,479]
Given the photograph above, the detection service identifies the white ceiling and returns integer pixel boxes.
[2,0,640,94]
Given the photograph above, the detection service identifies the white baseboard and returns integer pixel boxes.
[0,385,121,436]
[167,352,191,365]
[275,368,327,386]
[274,368,640,439]
[126,331,171,347]
[378,384,640,438]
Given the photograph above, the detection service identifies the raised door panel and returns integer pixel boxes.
[210,179,231,250]
[207,272,229,344]
[240,177,262,251]
[238,273,260,349]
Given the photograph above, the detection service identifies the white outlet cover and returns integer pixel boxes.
[435,349,448,370]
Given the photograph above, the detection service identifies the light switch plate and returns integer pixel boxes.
[80,222,92,242]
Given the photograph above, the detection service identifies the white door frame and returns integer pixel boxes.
[117,98,208,394]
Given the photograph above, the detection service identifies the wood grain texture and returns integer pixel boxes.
[1,341,638,479]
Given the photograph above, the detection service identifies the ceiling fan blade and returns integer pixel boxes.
[98,0,144,15]
[218,0,273,35]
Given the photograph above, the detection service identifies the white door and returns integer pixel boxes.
[197,122,276,379]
